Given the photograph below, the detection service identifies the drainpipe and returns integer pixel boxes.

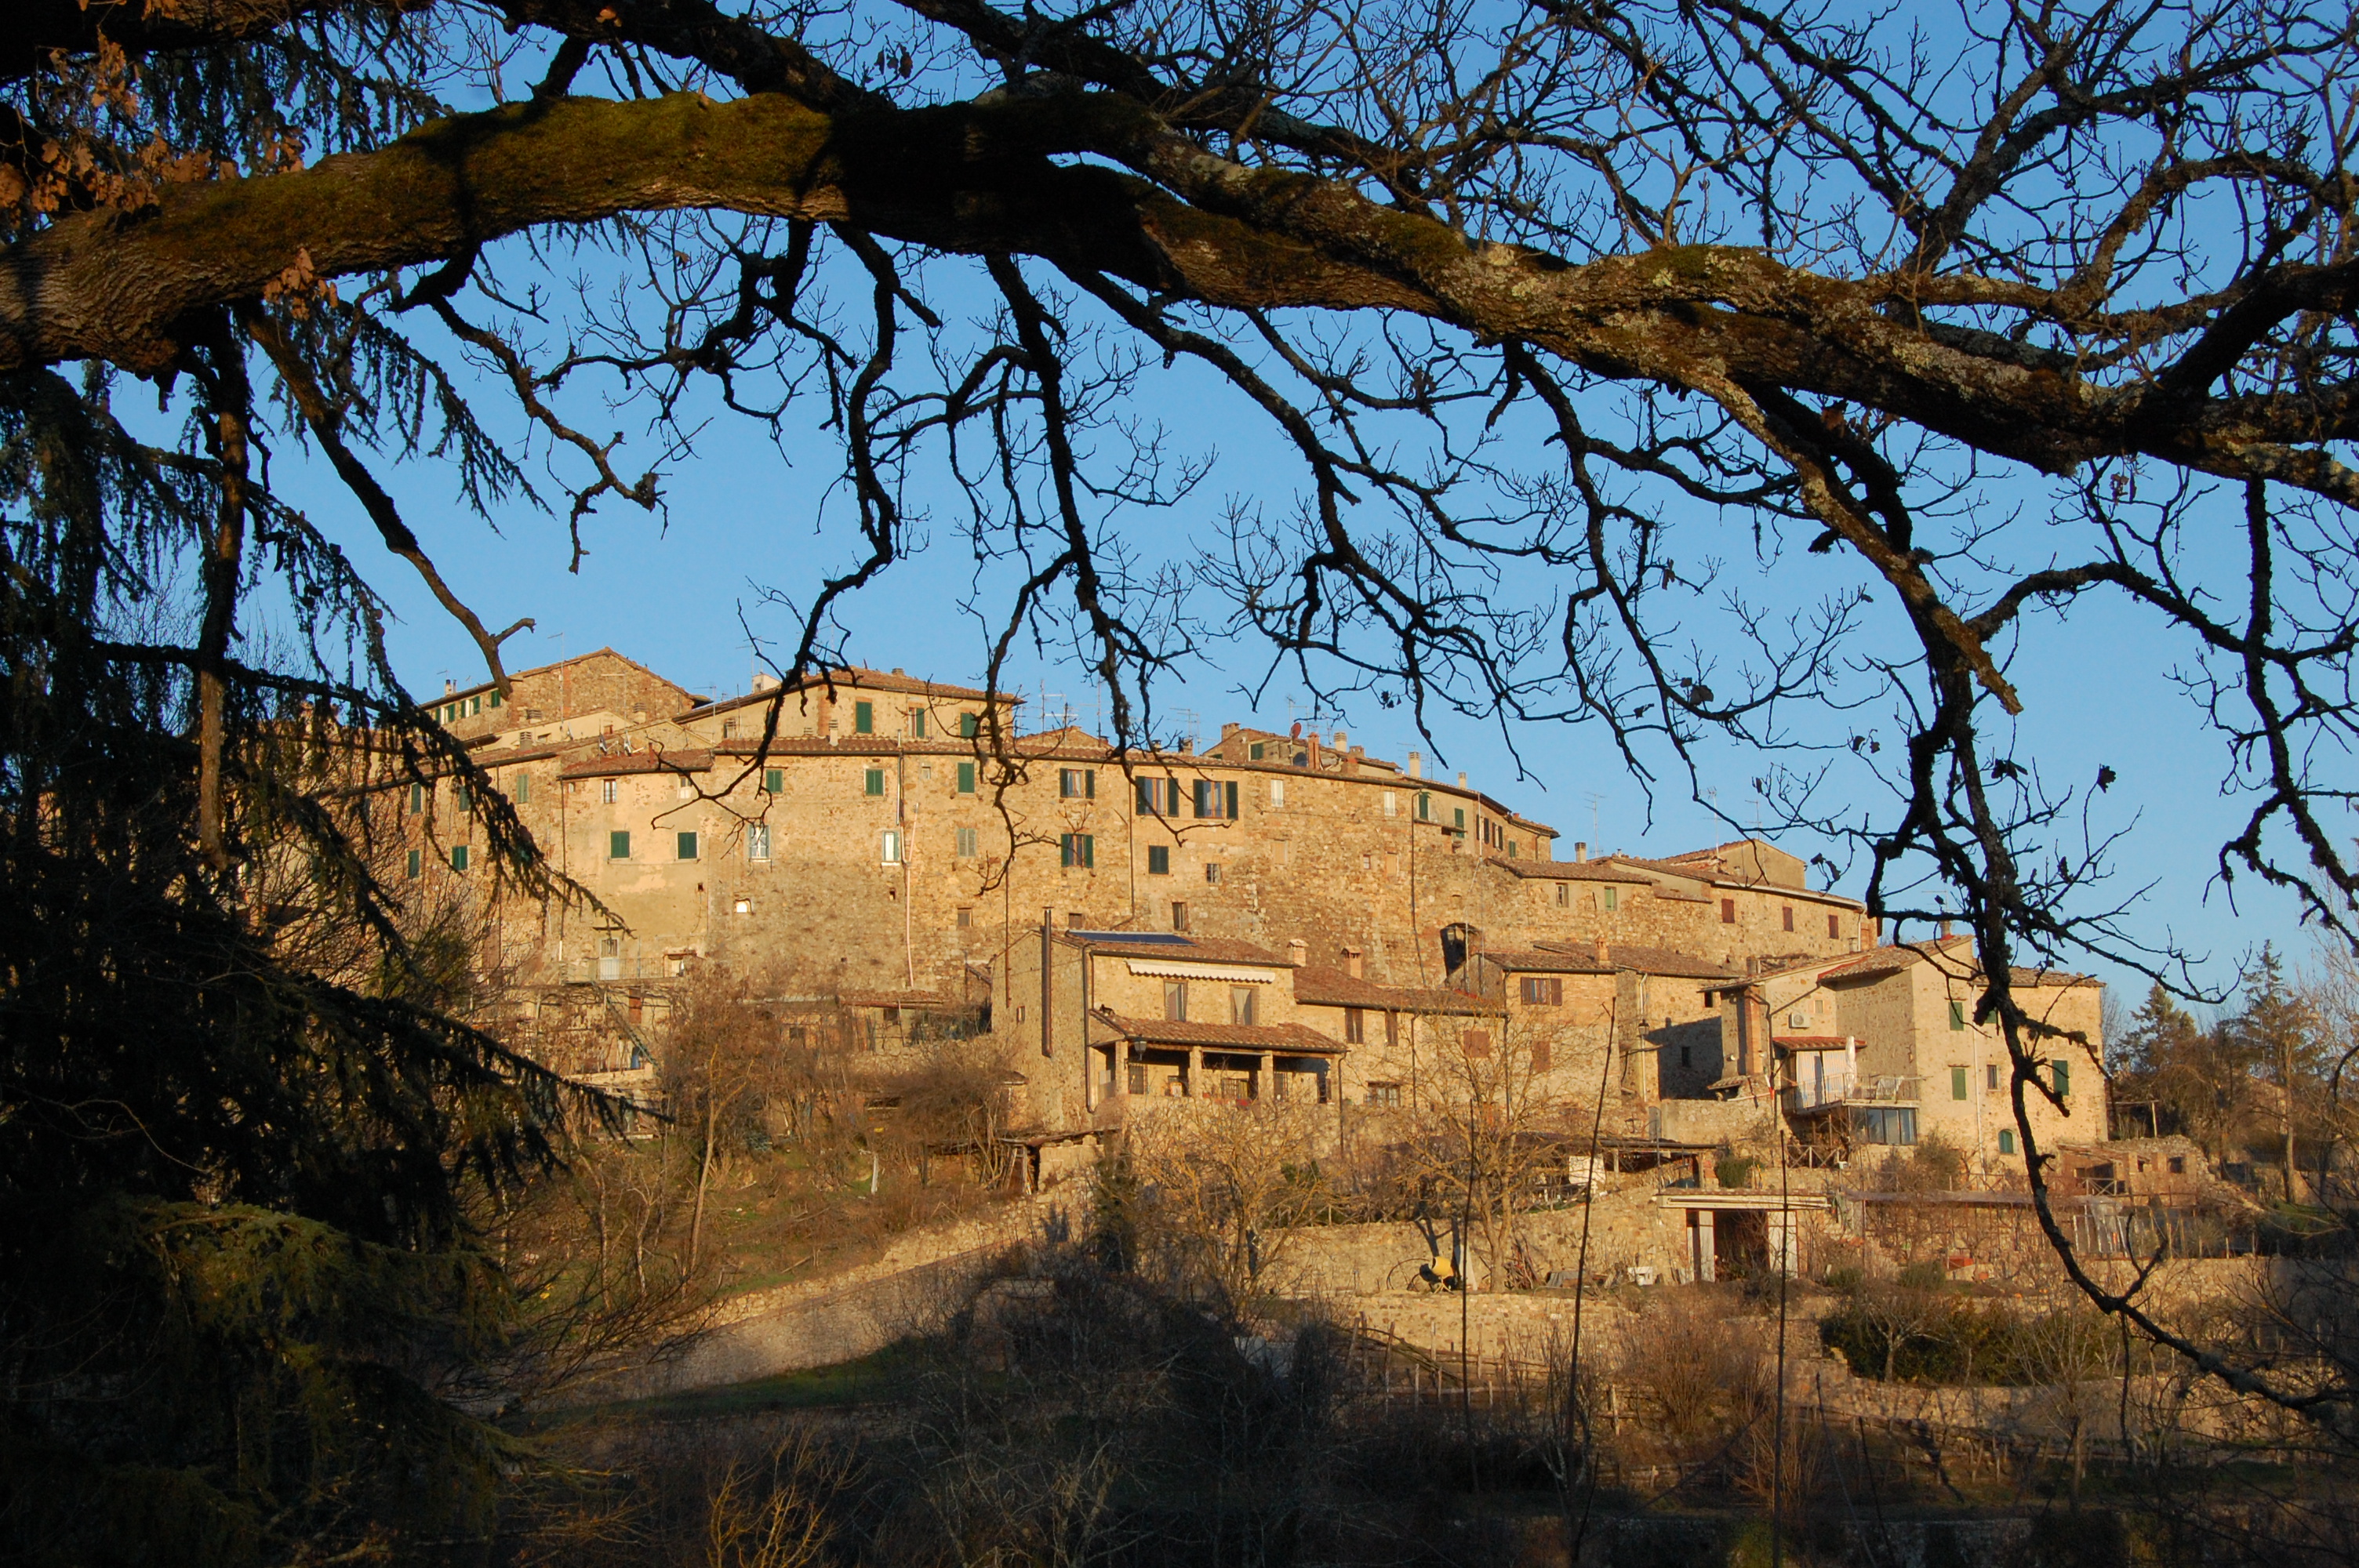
[1040,906,1054,1061]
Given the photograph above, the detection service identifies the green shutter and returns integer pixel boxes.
[515,772,529,804]
[959,713,977,738]
[609,830,631,859]
[865,768,885,796]
[854,701,874,734]
[2052,1059,2070,1098]
[1224,781,1238,818]
[958,761,976,793]
[1082,833,1095,868]
[1148,845,1169,875]
[1949,1000,1966,1030]
[678,831,699,861]
[765,768,783,794]
[450,845,469,871]
[1951,1065,1968,1101]
[405,848,420,878]
[1085,768,1095,799]
[489,688,502,708]
[1998,1129,2016,1156]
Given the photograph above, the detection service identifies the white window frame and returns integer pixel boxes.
[881,829,902,865]
[747,823,771,862]
[601,779,618,804]
[1270,779,1286,808]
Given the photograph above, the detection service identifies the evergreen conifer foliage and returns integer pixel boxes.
[0,159,585,1568]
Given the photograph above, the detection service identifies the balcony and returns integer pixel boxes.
[1782,1070,1917,1115]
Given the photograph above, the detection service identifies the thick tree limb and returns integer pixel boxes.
[0,89,2350,501]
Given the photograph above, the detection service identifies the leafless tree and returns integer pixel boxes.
[13,0,2359,1450]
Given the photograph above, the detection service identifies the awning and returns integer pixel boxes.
[1125,960,1281,983]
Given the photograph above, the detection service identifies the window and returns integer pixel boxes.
[1986,1063,2000,1091]
[1204,862,1220,884]
[489,689,502,709]
[602,779,618,804]
[1368,1082,1403,1108]
[609,830,631,859]
[747,824,771,861]
[2168,1155,2185,1175]
[958,713,979,739]
[1521,976,1564,1006]
[881,829,902,864]
[1060,833,1095,869]
[1783,906,1794,932]
[1452,807,1467,830]
[677,830,700,861]
[1951,1065,1968,1101]
[1720,898,1736,923]
[1230,987,1257,1025]
[450,844,472,870]
[408,782,424,814]
[2052,1059,2071,1098]
[454,782,471,810]
[957,906,972,928]
[765,768,784,795]
[1164,980,1188,1022]
[1171,900,1189,931]
[1604,887,1618,912]
[865,768,885,797]
[1555,883,1570,907]
[1061,768,1096,799]
[514,771,530,804]
[470,694,482,715]
[1949,1000,1966,1030]
[1192,779,1238,818]
[1416,791,1432,820]
[908,708,928,739]
[721,719,739,739]
[1344,1007,1365,1044]
[1383,791,1397,818]
[1998,1128,2016,1156]
[1147,844,1171,876]
[1270,779,1285,808]
[854,700,874,734]
[956,826,979,858]
[405,848,421,879]
[957,761,976,794]
[733,897,752,914]
[1828,913,1841,939]
[1249,742,1266,760]
[1854,1105,1918,1145]
[1461,1029,1492,1058]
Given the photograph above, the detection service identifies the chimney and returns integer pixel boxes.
[444,678,457,696]
[1332,730,1347,749]
[1407,751,1423,779]
[1575,841,1588,862]
[891,667,905,676]
[1178,737,1194,754]
[1594,938,1610,965]
[1221,722,1240,739]
[1344,946,1365,978]
[751,669,780,692]
[1287,938,1308,967]
[1456,771,1468,789]
[1939,918,1954,938]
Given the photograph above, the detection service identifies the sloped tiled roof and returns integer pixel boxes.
[1290,967,1504,1016]
[1489,855,1655,883]
[560,746,715,779]
[838,989,958,1010]
[691,666,1007,718]
[1532,941,1740,981]
[1060,934,1285,965]
[1091,1008,1344,1052]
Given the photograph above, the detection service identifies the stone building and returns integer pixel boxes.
[393,648,1877,1006]
[389,648,2112,1176]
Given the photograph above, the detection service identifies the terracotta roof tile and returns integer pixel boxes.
[1060,933,1285,964]
[559,747,715,779]
[1090,1008,1345,1052]
[1489,855,1655,884]
[1533,942,1740,981]
[1290,967,1504,1015]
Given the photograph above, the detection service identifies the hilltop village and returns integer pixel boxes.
[387,648,2148,1278]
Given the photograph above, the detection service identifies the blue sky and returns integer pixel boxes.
[244,268,2328,1021]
